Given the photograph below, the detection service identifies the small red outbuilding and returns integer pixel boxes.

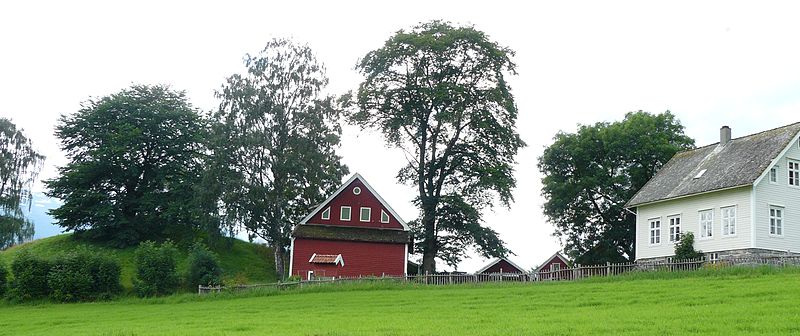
[289,173,410,280]
[475,257,526,274]
[536,252,571,280]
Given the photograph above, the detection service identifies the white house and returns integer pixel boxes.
[626,122,800,261]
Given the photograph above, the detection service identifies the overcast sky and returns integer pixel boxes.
[2,1,800,272]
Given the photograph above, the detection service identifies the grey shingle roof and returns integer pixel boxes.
[626,122,800,207]
[292,224,411,244]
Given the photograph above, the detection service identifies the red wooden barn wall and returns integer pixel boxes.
[307,179,403,230]
[291,238,406,280]
[480,260,524,274]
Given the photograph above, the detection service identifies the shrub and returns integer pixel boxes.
[0,258,7,297]
[674,232,703,260]
[10,250,51,300]
[134,241,180,297]
[186,242,222,288]
[47,249,121,302]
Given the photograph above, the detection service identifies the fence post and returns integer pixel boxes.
[606,262,611,276]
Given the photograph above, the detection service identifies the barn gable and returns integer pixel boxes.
[536,252,570,273]
[476,257,526,274]
[300,173,408,230]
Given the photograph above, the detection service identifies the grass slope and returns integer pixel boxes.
[1,267,799,335]
[0,234,277,289]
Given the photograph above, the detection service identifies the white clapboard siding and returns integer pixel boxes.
[753,137,800,253]
[636,186,752,260]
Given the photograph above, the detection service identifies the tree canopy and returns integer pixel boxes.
[0,118,45,249]
[210,38,348,279]
[352,21,525,272]
[45,85,206,247]
[538,111,694,263]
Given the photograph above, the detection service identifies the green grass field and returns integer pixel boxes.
[1,267,799,335]
[0,234,277,289]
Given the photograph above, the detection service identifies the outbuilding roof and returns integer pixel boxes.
[292,224,411,244]
[626,122,800,207]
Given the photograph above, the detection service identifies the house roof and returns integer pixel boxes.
[299,173,409,230]
[292,224,411,244]
[626,122,800,207]
[475,257,526,274]
[535,252,570,272]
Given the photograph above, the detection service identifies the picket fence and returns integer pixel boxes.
[198,255,800,294]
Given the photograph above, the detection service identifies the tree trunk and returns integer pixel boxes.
[421,200,437,274]
[273,245,285,280]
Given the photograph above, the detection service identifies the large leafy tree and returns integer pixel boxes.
[0,118,45,249]
[211,39,348,279]
[538,111,694,263]
[45,85,206,247]
[352,21,525,272]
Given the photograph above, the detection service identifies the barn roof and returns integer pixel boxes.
[475,257,526,274]
[626,122,800,207]
[299,173,409,230]
[292,224,411,244]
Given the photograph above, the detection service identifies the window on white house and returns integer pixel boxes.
[321,207,330,220]
[360,207,371,222]
[790,160,800,187]
[770,206,784,236]
[550,263,561,272]
[770,167,778,184]
[708,252,719,262]
[649,218,661,245]
[668,215,681,243]
[699,210,713,238]
[721,206,736,236]
[380,209,390,223]
[340,206,351,221]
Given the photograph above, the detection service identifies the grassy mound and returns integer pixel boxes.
[0,234,277,290]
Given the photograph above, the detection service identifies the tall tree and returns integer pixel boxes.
[0,118,45,249]
[352,21,525,272]
[211,39,348,279]
[538,111,694,263]
[45,85,206,247]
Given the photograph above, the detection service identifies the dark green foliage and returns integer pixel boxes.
[186,242,222,287]
[539,111,695,263]
[47,249,121,302]
[353,21,525,272]
[674,232,703,260]
[44,85,207,247]
[10,250,52,300]
[0,258,7,297]
[211,38,348,279]
[134,241,180,297]
[0,118,45,249]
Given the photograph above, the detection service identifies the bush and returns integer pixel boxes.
[47,249,121,302]
[674,232,703,260]
[186,242,222,288]
[10,250,52,300]
[134,241,180,297]
[0,258,7,297]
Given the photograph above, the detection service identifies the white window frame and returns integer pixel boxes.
[353,186,362,195]
[340,206,351,221]
[668,215,681,243]
[321,207,330,220]
[770,167,778,184]
[789,159,800,187]
[649,217,661,245]
[380,209,390,223]
[708,252,719,263]
[769,205,784,236]
[699,209,713,239]
[360,207,371,222]
[721,206,736,237]
[550,263,561,272]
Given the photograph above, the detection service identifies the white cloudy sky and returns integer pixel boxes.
[2,1,800,271]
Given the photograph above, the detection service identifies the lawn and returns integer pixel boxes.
[1,267,799,335]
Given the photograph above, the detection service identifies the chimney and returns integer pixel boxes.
[720,126,731,145]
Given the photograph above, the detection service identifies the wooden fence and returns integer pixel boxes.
[198,255,800,294]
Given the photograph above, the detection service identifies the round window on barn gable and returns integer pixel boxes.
[353,186,361,195]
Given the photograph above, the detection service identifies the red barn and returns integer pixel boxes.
[289,173,410,280]
[536,252,571,280]
[476,258,526,274]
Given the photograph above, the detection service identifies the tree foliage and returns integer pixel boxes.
[538,111,694,263]
[0,118,45,249]
[185,242,222,287]
[211,39,348,279]
[674,232,703,260]
[45,85,207,247]
[134,241,179,297]
[352,21,525,271]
